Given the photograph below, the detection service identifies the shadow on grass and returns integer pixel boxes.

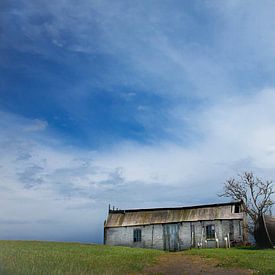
[235,246,271,250]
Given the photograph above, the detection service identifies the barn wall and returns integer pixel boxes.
[189,220,244,248]
[105,224,165,250]
[179,222,191,249]
[105,219,244,250]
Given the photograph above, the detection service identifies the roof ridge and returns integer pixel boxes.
[109,201,242,213]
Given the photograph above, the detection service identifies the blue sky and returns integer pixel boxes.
[1,0,275,243]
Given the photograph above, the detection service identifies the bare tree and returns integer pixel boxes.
[219,172,274,233]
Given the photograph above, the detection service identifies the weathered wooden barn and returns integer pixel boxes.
[104,201,248,251]
[254,215,275,248]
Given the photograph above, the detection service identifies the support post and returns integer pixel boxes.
[224,236,228,248]
[227,233,231,248]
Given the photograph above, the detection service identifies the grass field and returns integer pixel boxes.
[185,247,275,274]
[0,241,162,274]
[1,241,275,274]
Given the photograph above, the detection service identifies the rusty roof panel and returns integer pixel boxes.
[105,204,244,228]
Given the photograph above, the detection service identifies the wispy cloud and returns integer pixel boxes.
[23,119,48,132]
[1,0,275,242]
[1,88,275,241]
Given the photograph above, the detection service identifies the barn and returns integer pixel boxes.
[254,215,275,248]
[104,201,248,251]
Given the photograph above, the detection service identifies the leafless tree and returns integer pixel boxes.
[219,172,274,233]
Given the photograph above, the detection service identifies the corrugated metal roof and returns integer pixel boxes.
[105,202,244,228]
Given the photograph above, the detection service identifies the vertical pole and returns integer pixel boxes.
[200,227,204,248]
[227,233,231,248]
[215,232,219,248]
[224,236,228,248]
[104,226,106,245]
[151,225,154,249]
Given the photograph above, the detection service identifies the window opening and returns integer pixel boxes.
[206,224,215,239]
[133,229,142,242]
[234,204,240,213]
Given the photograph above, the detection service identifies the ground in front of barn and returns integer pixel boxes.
[1,241,275,274]
[143,252,252,275]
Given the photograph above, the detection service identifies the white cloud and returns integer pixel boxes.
[2,0,275,242]
[23,119,48,132]
[1,88,275,242]
[6,0,274,102]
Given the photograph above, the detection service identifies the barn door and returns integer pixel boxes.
[163,223,180,251]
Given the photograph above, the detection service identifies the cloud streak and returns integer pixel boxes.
[1,0,275,243]
[1,88,275,242]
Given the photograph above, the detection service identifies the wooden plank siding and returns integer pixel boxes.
[104,202,248,250]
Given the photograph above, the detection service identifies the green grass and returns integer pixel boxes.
[184,247,275,274]
[1,241,275,275]
[0,241,163,275]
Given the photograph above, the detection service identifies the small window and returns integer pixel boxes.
[234,204,240,213]
[133,229,142,242]
[206,225,215,239]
